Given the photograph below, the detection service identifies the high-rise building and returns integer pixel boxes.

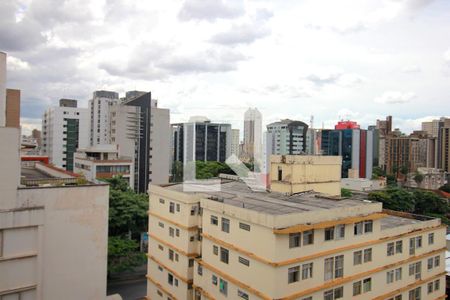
[422,118,450,170]
[375,116,393,170]
[231,128,240,157]
[172,119,231,164]
[384,132,428,174]
[242,108,262,161]
[88,90,119,146]
[5,88,20,128]
[0,51,113,300]
[110,92,170,193]
[41,99,89,171]
[32,128,42,146]
[266,119,309,155]
[146,170,446,300]
[439,118,450,172]
[321,128,374,178]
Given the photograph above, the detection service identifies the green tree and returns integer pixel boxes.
[372,167,385,179]
[413,190,449,215]
[368,188,415,212]
[439,184,450,193]
[413,172,424,186]
[341,188,352,197]
[108,236,146,275]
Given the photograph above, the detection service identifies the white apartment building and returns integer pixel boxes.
[231,129,240,157]
[267,119,309,155]
[110,93,170,193]
[146,157,446,300]
[74,144,134,187]
[41,99,89,171]
[89,90,119,146]
[0,52,113,300]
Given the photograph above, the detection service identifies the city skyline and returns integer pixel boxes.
[2,0,450,135]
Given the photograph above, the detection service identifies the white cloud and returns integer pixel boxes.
[374,91,416,104]
[444,49,450,63]
[402,65,421,73]
[7,55,30,71]
[178,0,245,22]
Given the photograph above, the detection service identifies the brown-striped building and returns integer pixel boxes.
[146,178,446,300]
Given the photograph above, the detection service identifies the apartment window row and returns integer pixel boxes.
[324,286,343,300]
[324,255,344,281]
[427,279,440,294]
[427,255,440,271]
[353,248,372,265]
[387,267,402,283]
[168,272,179,287]
[211,215,230,233]
[324,224,345,241]
[409,261,422,280]
[211,275,228,296]
[409,236,422,255]
[354,220,373,235]
[387,240,403,256]
[168,226,180,238]
[352,277,372,296]
[168,249,179,262]
[214,245,251,267]
[289,230,314,248]
[288,262,313,283]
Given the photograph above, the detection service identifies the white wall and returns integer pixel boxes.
[150,108,170,185]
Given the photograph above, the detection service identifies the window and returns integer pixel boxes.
[416,236,422,248]
[428,233,434,245]
[158,244,164,251]
[169,202,175,213]
[189,259,194,267]
[220,247,229,264]
[239,222,251,231]
[159,198,165,204]
[158,222,164,228]
[325,227,335,241]
[197,265,203,275]
[174,278,178,286]
[176,229,180,237]
[364,220,373,233]
[353,251,362,265]
[302,263,313,279]
[238,290,249,300]
[168,273,174,285]
[408,287,421,300]
[336,224,345,239]
[176,203,180,212]
[211,215,218,225]
[288,266,300,283]
[157,290,163,297]
[175,253,179,261]
[303,230,314,245]
[364,248,372,262]
[427,282,433,294]
[387,270,394,283]
[387,242,395,256]
[354,222,363,235]
[219,279,228,296]
[212,275,217,285]
[427,258,433,270]
[278,168,283,181]
[388,296,403,300]
[289,233,301,248]
[158,265,163,272]
[324,287,343,300]
[239,256,250,266]
[169,249,174,261]
[353,280,362,296]
[434,279,440,291]
[213,245,218,255]
[190,206,197,215]
[221,218,230,233]
[409,262,421,280]
[325,255,344,281]
[301,298,312,300]
[434,255,440,267]
[169,227,174,237]
[396,241,403,253]
[363,278,372,293]
[395,268,402,281]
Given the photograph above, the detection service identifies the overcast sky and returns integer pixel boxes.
[2,0,450,135]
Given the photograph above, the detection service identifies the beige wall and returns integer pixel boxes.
[270,155,342,196]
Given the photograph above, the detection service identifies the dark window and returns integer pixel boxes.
[289,233,301,248]
[222,218,230,233]
[220,247,229,264]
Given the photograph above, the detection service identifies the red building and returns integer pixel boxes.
[335,120,360,130]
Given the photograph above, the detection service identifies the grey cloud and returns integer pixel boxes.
[28,0,94,27]
[305,73,342,86]
[178,0,245,22]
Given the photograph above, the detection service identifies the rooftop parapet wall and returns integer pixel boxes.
[270,155,342,165]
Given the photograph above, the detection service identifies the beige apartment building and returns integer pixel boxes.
[146,158,446,300]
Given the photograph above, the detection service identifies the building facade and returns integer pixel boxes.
[41,99,89,171]
[74,144,134,187]
[384,133,428,175]
[267,119,309,156]
[5,88,20,128]
[0,52,112,300]
[320,129,374,179]
[146,180,446,300]
[439,119,450,172]
[172,120,232,164]
[110,92,170,193]
[89,90,119,146]
[231,129,240,157]
[242,108,262,161]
